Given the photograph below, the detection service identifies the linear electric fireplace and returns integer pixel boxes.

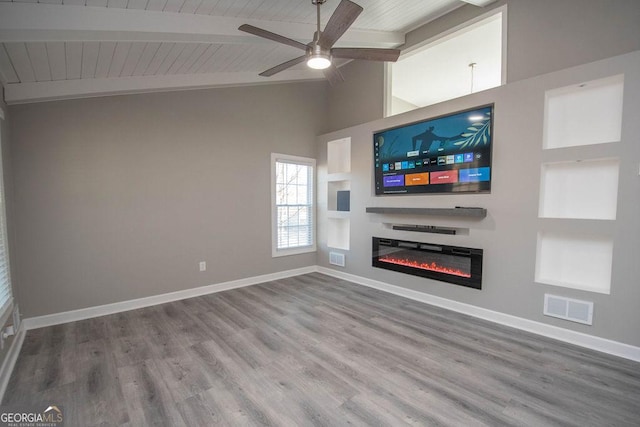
[372,237,483,289]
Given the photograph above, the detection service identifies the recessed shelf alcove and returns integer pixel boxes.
[543,74,624,149]
[327,137,351,174]
[327,218,350,250]
[328,180,350,212]
[326,137,352,252]
[535,232,613,294]
[535,74,624,296]
[539,158,620,220]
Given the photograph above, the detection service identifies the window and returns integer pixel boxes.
[0,111,13,325]
[387,9,505,116]
[271,153,316,257]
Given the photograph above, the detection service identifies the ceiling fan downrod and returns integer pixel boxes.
[312,0,326,43]
[308,0,331,69]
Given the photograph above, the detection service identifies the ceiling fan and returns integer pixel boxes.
[238,0,401,85]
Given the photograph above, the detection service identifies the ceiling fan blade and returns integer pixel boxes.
[239,24,308,51]
[318,0,364,49]
[259,56,307,77]
[323,64,344,86]
[331,47,401,62]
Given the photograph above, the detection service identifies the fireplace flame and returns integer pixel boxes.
[378,255,471,278]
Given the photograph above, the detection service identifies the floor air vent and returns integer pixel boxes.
[544,294,594,325]
[329,252,345,267]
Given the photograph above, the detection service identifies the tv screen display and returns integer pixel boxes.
[374,105,493,195]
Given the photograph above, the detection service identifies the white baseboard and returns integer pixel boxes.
[23,266,316,330]
[317,267,640,362]
[20,265,640,362]
[0,325,26,402]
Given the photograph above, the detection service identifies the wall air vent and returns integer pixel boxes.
[329,252,346,267]
[544,294,594,325]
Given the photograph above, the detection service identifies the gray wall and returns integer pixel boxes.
[9,82,327,317]
[327,60,386,132]
[317,50,640,347]
[327,0,640,132]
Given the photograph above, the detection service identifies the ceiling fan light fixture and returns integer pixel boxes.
[307,54,331,70]
[307,43,331,69]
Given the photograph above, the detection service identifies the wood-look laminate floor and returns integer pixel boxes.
[4,273,640,426]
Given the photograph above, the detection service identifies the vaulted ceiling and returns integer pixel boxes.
[0,0,481,104]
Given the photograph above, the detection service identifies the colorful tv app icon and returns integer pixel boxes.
[405,172,429,186]
[383,175,404,187]
[459,167,491,182]
[430,170,459,184]
[437,156,446,165]
[464,153,474,162]
[395,162,402,170]
[408,161,415,169]
[446,155,455,165]
[415,160,423,167]
[402,161,409,169]
[382,163,390,172]
[454,154,464,163]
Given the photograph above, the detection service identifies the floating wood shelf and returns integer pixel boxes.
[365,207,487,218]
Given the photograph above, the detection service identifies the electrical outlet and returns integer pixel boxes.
[199,261,206,272]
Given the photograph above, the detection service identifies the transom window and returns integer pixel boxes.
[387,9,505,116]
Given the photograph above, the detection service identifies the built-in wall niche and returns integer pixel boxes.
[539,158,620,220]
[327,180,350,212]
[543,74,624,149]
[327,218,350,250]
[326,137,351,252]
[535,232,613,294]
[327,137,351,174]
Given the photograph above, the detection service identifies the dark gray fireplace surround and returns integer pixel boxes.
[372,237,483,289]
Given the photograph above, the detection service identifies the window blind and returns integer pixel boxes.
[271,153,316,257]
[275,160,313,249]
[0,123,13,319]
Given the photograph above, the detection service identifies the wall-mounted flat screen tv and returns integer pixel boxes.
[374,104,493,195]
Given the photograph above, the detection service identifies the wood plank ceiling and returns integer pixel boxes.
[0,0,467,103]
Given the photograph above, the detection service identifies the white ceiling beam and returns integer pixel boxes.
[459,0,498,6]
[3,70,326,104]
[0,3,404,48]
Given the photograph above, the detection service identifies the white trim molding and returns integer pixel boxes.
[0,324,25,402]
[23,266,316,330]
[4,71,323,105]
[20,266,640,363]
[317,267,640,362]
[271,153,317,258]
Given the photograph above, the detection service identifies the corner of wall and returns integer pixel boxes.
[326,61,386,133]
